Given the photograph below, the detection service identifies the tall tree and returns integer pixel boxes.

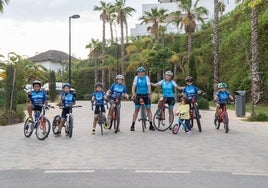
[213,0,220,94]
[139,7,169,42]
[114,0,135,77]
[177,0,208,53]
[0,0,9,13]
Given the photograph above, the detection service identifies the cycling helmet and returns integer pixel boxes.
[137,66,146,73]
[218,82,227,88]
[63,83,71,88]
[116,74,124,80]
[95,82,103,88]
[185,76,193,82]
[165,71,173,76]
[32,80,41,87]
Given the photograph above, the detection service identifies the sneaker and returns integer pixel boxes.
[28,117,34,123]
[92,129,96,135]
[149,125,155,131]
[130,125,135,131]
[104,123,109,129]
[54,130,61,135]
[186,130,192,135]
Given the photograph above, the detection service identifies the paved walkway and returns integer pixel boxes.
[0,101,267,174]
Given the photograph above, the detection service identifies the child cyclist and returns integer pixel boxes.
[91,83,107,135]
[54,83,76,135]
[175,94,191,134]
[106,74,129,127]
[214,82,234,120]
[182,76,203,103]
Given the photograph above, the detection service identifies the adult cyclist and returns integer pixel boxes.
[131,66,155,131]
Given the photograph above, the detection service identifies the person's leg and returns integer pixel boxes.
[27,104,33,118]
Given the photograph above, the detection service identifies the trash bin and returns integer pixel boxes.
[235,91,246,117]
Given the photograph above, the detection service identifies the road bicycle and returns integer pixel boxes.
[107,96,121,133]
[152,97,174,131]
[24,105,53,140]
[189,96,202,132]
[137,97,148,132]
[172,113,189,134]
[91,102,108,135]
[52,105,82,138]
[214,102,229,133]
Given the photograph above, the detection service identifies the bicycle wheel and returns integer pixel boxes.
[98,113,104,135]
[189,109,194,129]
[153,108,174,132]
[172,123,180,134]
[214,116,220,129]
[194,105,202,132]
[24,117,34,138]
[223,112,229,133]
[68,116,73,138]
[36,117,51,140]
[141,106,146,132]
[114,107,120,133]
[52,115,61,134]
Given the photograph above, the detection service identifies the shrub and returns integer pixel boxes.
[247,113,268,122]
[197,97,209,109]
[0,88,5,107]
[0,108,25,126]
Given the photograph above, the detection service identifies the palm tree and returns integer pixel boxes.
[139,7,169,42]
[94,1,110,88]
[213,0,220,94]
[113,0,135,77]
[177,0,208,53]
[0,0,9,13]
[107,3,117,43]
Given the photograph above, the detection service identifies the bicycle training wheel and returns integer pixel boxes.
[68,116,73,138]
[24,117,34,138]
[153,108,174,132]
[172,124,180,134]
[36,117,51,140]
[52,115,61,134]
[223,112,229,133]
[194,105,202,132]
[113,108,120,133]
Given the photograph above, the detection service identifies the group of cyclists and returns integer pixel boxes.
[27,66,233,136]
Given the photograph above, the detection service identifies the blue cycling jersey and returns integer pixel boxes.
[183,85,199,100]
[157,80,178,98]
[93,91,106,105]
[216,90,231,103]
[133,75,150,95]
[109,83,127,99]
[29,90,47,106]
[61,92,75,107]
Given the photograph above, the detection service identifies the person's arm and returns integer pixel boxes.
[146,76,151,96]
[151,82,157,87]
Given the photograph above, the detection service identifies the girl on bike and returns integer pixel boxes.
[130,66,155,131]
[91,83,107,135]
[54,83,76,135]
[106,74,129,126]
[214,82,234,119]
[175,94,191,134]
[151,70,182,119]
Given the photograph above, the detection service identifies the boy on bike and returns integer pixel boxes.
[175,94,191,134]
[27,80,48,121]
[130,66,155,131]
[91,83,107,135]
[106,74,129,128]
[182,76,203,103]
[214,82,234,119]
[54,83,76,135]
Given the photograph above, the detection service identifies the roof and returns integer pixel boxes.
[29,50,76,63]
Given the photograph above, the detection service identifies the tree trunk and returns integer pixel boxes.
[125,20,129,44]
[187,32,193,53]
[102,20,106,89]
[94,58,98,85]
[120,18,125,77]
[109,20,114,43]
[213,0,220,94]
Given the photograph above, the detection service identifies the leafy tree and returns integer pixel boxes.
[0,0,9,13]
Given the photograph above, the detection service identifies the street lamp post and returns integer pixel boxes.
[68,14,80,85]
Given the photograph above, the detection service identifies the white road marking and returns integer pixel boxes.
[135,170,191,174]
[232,172,268,176]
[44,170,95,174]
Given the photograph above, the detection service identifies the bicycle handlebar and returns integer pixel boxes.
[91,102,108,111]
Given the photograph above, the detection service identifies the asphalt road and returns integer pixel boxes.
[0,101,267,188]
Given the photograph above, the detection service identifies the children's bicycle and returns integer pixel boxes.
[172,113,188,134]
[91,102,108,135]
[152,97,174,131]
[108,96,121,133]
[24,105,53,140]
[214,102,229,133]
[52,105,82,138]
[137,97,148,132]
[189,96,202,132]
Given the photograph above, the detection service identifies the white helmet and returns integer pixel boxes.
[116,74,124,80]
[165,71,173,76]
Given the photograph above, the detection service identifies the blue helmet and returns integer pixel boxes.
[137,66,145,73]
[218,82,227,88]
[63,83,71,88]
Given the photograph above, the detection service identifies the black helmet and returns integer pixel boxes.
[32,80,41,87]
[63,83,71,88]
[95,82,103,88]
[185,76,193,82]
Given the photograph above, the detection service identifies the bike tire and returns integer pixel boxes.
[153,108,174,132]
[24,117,34,138]
[214,116,220,129]
[114,107,120,133]
[52,115,61,134]
[68,116,73,138]
[36,118,51,140]
[223,112,229,133]
[99,113,104,135]
[194,105,202,132]
[172,123,180,134]
[141,106,146,132]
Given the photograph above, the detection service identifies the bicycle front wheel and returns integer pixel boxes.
[36,118,51,140]
[223,112,229,133]
[52,115,61,134]
[114,108,120,133]
[194,105,202,132]
[68,116,73,138]
[153,108,174,131]
[24,117,34,138]
[141,106,146,132]
[172,124,180,134]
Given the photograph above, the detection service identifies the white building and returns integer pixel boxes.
[131,0,236,36]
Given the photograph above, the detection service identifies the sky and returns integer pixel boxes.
[0,0,158,60]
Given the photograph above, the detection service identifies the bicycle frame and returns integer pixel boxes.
[91,102,108,135]
[215,102,229,133]
[219,103,227,122]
